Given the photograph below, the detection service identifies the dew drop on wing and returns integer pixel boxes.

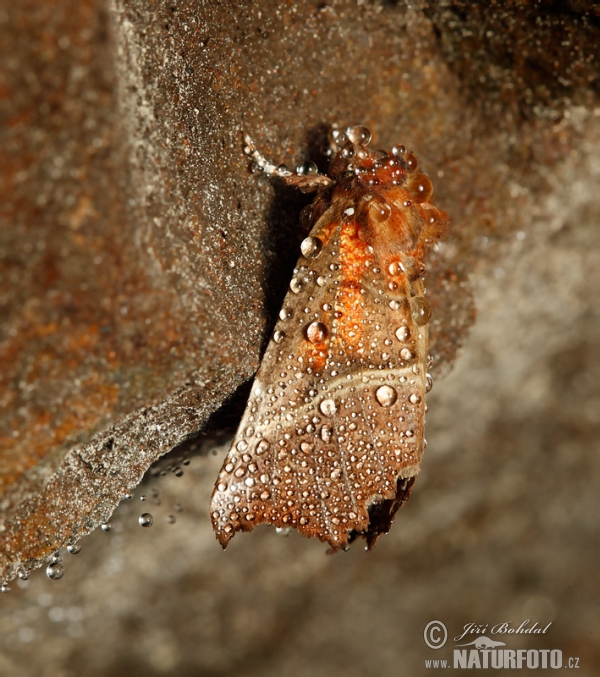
[300,236,323,259]
[375,385,398,407]
[319,398,337,417]
[411,296,432,326]
[395,326,411,342]
[306,321,328,343]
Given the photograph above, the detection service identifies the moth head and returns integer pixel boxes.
[328,126,419,191]
[326,126,448,259]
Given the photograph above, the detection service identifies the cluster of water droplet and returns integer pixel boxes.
[0,455,195,591]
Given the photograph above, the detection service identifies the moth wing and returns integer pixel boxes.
[211,207,428,550]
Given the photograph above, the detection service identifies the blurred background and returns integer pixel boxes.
[0,1,598,675]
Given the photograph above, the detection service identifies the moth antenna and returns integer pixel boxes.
[242,134,293,177]
[242,132,334,192]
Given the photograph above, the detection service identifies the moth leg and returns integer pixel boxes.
[243,134,333,193]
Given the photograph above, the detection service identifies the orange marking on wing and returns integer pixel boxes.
[302,339,328,373]
[335,220,370,354]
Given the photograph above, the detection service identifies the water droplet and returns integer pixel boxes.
[139,513,153,528]
[166,514,176,524]
[375,385,398,407]
[46,563,65,581]
[425,373,433,393]
[332,129,347,145]
[297,161,318,176]
[18,569,30,580]
[341,144,355,159]
[425,208,440,227]
[273,330,286,344]
[405,152,418,171]
[275,527,292,537]
[400,348,414,361]
[368,197,392,223]
[389,300,401,311]
[411,296,432,326]
[65,543,81,556]
[289,277,303,294]
[256,439,270,454]
[101,523,111,532]
[1,583,10,593]
[347,125,371,146]
[300,204,315,228]
[409,393,421,404]
[319,399,337,417]
[236,440,249,452]
[316,275,327,287]
[306,321,328,343]
[395,325,411,341]
[300,236,323,259]
[407,173,433,202]
[320,425,333,441]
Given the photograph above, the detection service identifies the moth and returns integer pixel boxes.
[211,125,447,551]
